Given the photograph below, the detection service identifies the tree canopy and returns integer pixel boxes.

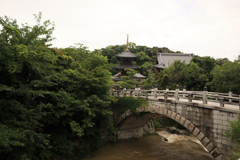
[225,114,240,160]
[207,60,240,94]
[116,68,139,89]
[0,13,113,159]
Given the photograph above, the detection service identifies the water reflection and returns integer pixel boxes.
[84,129,214,160]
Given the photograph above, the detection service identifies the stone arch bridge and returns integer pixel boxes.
[112,88,240,160]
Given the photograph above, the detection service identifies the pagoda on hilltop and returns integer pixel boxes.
[112,35,146,87]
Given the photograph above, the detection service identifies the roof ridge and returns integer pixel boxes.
[116,50,138,58]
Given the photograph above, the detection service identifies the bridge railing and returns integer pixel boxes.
[110,88,240,109]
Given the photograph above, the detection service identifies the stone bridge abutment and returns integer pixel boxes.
[115,98,239,160]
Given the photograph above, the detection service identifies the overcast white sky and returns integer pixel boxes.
[1,0,240,61]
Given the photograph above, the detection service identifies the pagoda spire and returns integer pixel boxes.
[126,34,129,51]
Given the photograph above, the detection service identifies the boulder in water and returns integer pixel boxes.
[160,136,168,142]
[163,137,168,142]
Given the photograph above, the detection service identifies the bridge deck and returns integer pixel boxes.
[112,89,240,114]
[146,95,240,114]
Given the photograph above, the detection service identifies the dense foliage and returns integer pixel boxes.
[110,96,148,116]
[116,68,139,89]
[0,13,113,159]
[207,60,240,93]
[225,114,240,160]
[145,60,208,91]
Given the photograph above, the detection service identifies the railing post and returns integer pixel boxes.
[183,86,186,97]
[151,86,154,97]
[164,91,168,100]
[145,90,148,99]
[137,86,140,97]
[203,86,207,104]
[135,87,138,97]
[166,86,169,91]
[134,85,140,97]
[123,86,126,97]
[229,88,233,103]
[165,86,169,100]
[175,85,179,101]
[154,85,157,98]
[188,93,192,102]
[219,97,224,107]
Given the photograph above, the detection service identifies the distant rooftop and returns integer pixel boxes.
[114,65,139,70]
[112,72,122,81]
[116,50,138,58]
[111,72,146,81]
[154,53,193,69]
[134,73,147,79]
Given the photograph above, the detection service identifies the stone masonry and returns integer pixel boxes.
[117,119,155,139]
[116,98,239,160]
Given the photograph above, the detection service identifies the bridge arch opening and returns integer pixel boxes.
[115,106,224,160]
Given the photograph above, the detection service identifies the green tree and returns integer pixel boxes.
[136,51,152,62]
[183,62,208,90]
[135,51,153,76]
[225,114,240,160]
[158,72,170,90]
[215,58,229,66]
[110,96,148,116]
[101,44,124,75]
[101,44,125,63]
[207,60,240,94]
[140,68,165,89]
[0,13,113,159]
[157,61,208,90]
[191,56,216,75]
[165,60,187,89]
[0,13,57,159]
[117,69,139,89]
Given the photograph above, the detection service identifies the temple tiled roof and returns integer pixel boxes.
[111,72,122,81]
[116,51,138,58]
[134,73,147,79]
[154,53,193,69]
[114,65,139,70]
[112,77,122,81]
[111,72,146,81]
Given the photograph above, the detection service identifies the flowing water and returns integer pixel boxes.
[84,129,214,160]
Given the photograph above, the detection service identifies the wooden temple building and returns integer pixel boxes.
[111,35,193,88]
[154,52,193,70]
[112,35,147,87]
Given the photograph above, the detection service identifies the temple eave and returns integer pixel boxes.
[114,66,139,69]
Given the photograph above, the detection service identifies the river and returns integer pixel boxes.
[84,128,214,160]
